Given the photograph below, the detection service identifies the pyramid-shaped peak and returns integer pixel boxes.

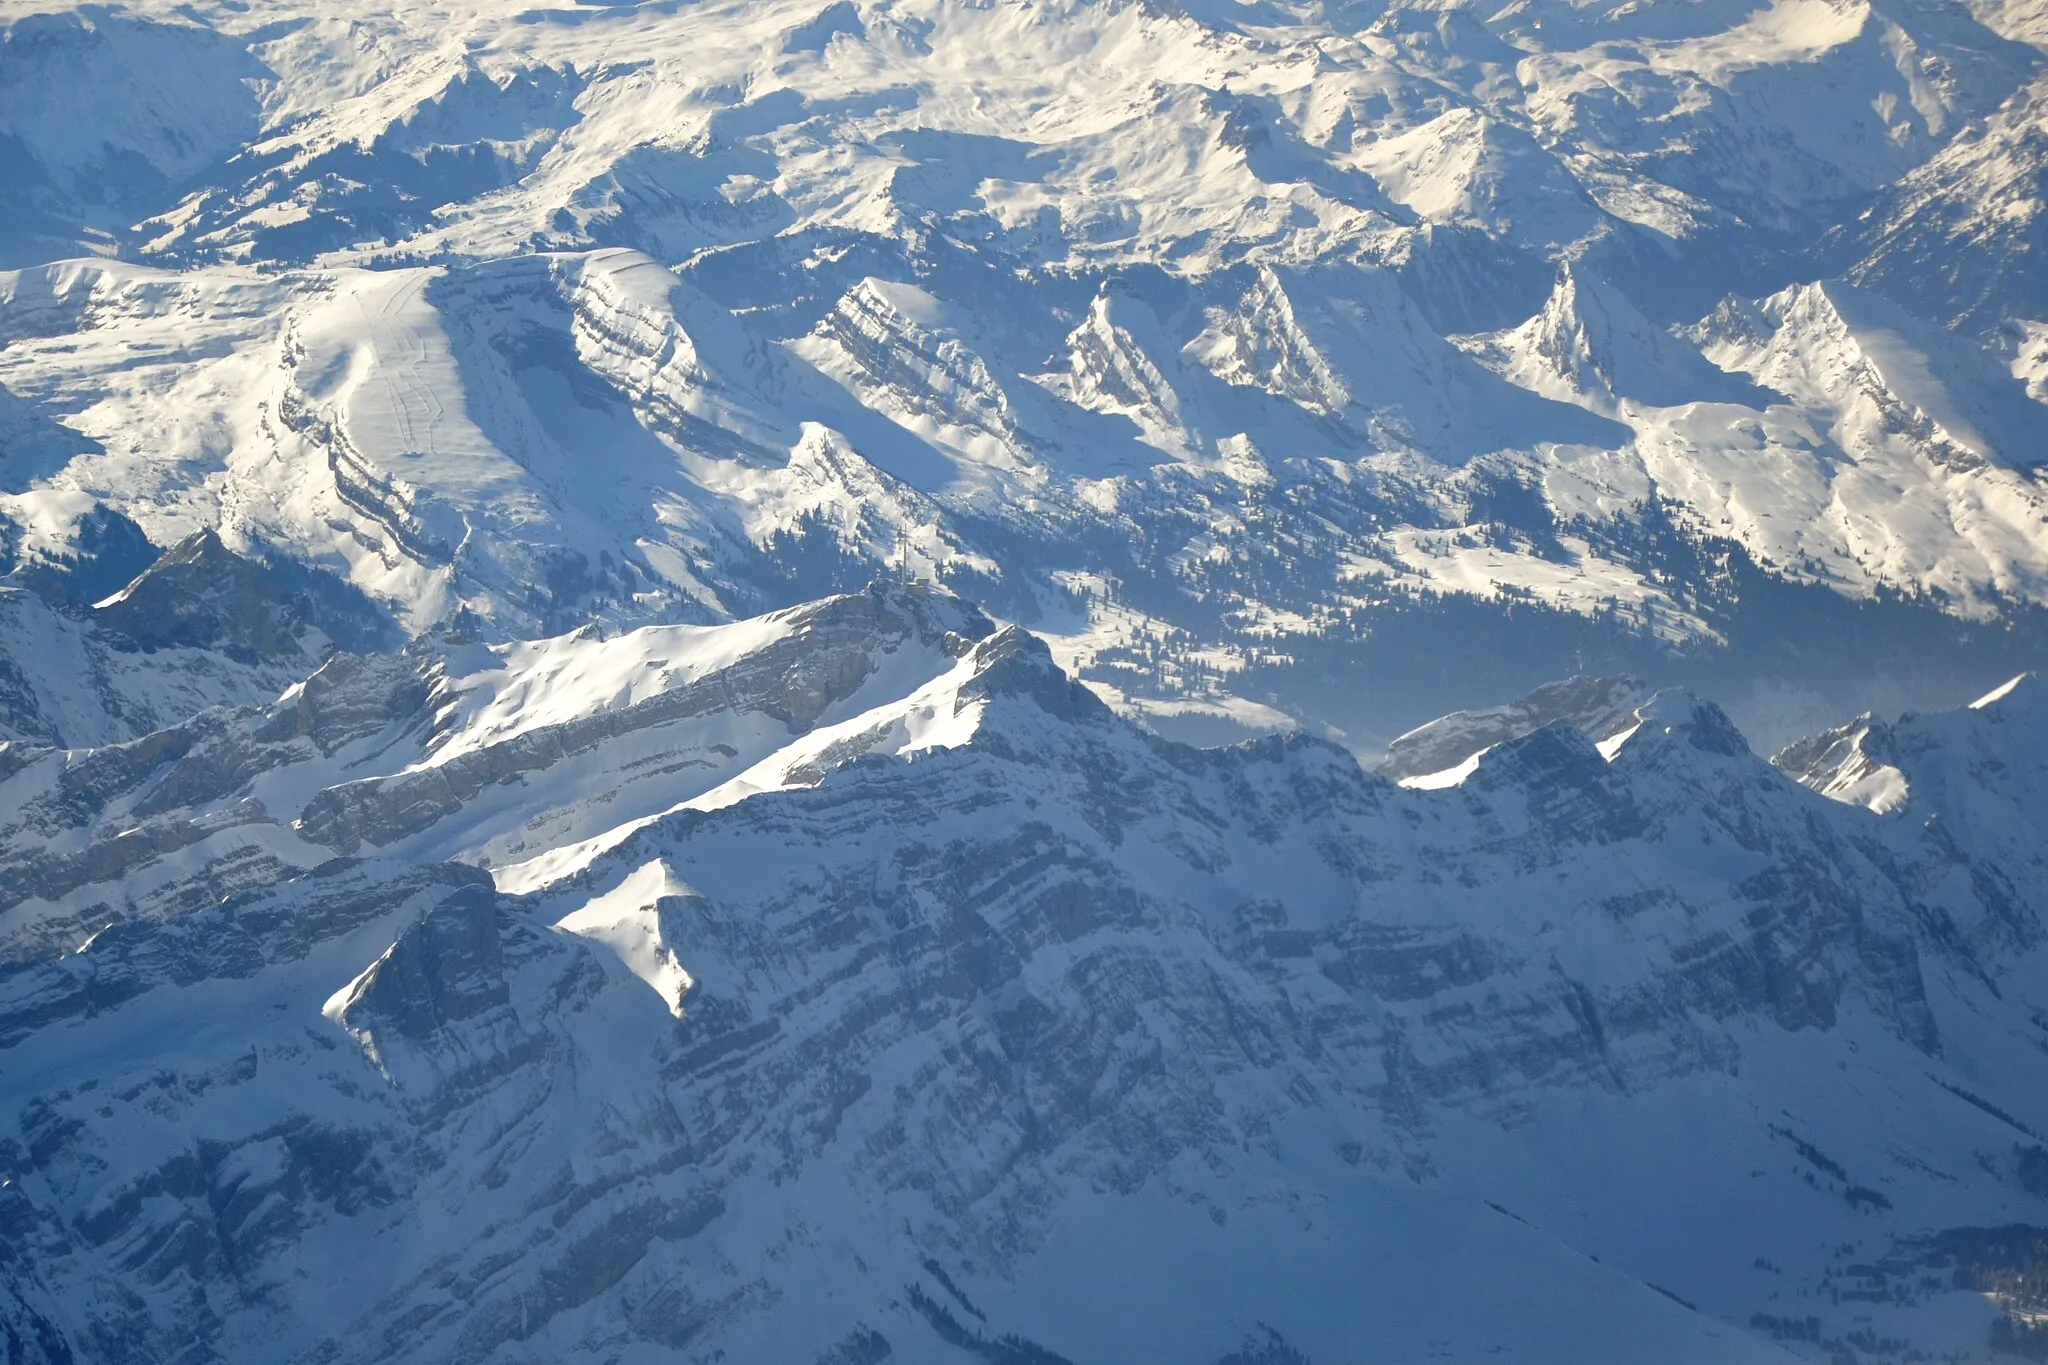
[1054,284,1194,451]
[158,524,234,565]
[1737,278,2048,468]
[1081,280,1182,351]
[1511,264,1775,409]
[1535,262,1654,347]
[1626,688,1753,758]
[957,625,1116,726]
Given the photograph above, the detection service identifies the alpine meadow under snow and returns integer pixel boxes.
[5,0,2048,1359]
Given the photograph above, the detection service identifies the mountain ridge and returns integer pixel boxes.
[3,582,2048,1361]
[7,1,2048,1358]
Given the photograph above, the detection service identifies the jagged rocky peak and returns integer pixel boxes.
[1773,713,1909,813]
[1777,670,2048,816]
[1772,671,2048,959]
[748,580,998,717]
[1042,283,1196,452]
[808,576,999,651]
[955,621,1116,725]
[325,884,510,1046]
[1493,263,1774,409]
[0,513,391,749]
[796,277,1042,471]
[1697,278,2048,469]
[1422,686,1763,821]
[1188,264,1354,420]
[1455,712,1622,798]
[93,527,319,662]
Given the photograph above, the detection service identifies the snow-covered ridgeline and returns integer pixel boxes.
[3,582,2048,1361]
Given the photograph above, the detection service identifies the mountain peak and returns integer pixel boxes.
[91,527,323,664]
[958,624,1115,725]
[1381,671,1647,782]
[1772,714,1909,813]
[1499,264,1775,410]
[6,2,2048,1359]
[1970,670,2041,712]
[1717,278,2048,472]
[5,576,2048,1362]
[1623,688,1754,758]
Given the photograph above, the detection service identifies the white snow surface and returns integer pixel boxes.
[0,584,989,955]
[4,0,2048,1356]
[0,0,2045,752]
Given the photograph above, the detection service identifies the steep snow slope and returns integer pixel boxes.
[1687,280,2048,600]
[4,586,2048,1363]
[1836,69,2048,337]
[1779,671,2048,932]
[0,584,993,960]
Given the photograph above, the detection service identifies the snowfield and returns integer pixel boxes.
[1,0,2046,749]
[6,0,2048,1358]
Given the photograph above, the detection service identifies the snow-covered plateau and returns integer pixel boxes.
[7,0,2048,1357]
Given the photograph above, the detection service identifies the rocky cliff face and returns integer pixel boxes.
[3,586,2047,1364]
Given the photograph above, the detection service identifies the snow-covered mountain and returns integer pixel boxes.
[1374,668,1648,780]
[0,581,994,959]
[3,0,2048,749]
[5,582,2048,1363]
[9,0,2048,1359]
